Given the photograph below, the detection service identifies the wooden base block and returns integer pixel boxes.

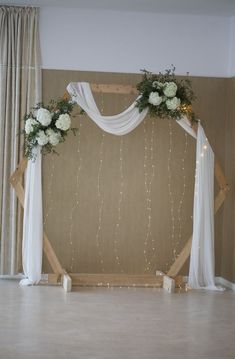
[163,275,175,293]
[63,272,72,292]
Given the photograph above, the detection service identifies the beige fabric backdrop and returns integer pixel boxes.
[0,6,41,274]
[222,78,235,283]
[42,70,226,276]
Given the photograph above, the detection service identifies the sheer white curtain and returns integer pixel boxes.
[178,118,223,290]
[0,6,41,275]
[20,147,43,285]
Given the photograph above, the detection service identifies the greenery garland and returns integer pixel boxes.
[136,66,197,122]
[23,98,77,160]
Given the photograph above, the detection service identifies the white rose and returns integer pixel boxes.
[37,130,49,146]
[36,108,52,126]
[166,97,181,110]
[46,128,61,146]
[148,92,163,106]
[163,82,177,97]
[25,118,38,134]
[55,114,71,131]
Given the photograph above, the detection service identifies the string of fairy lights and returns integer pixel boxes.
[175,131,188,260]
[68,118,82,272]
[113,135,125,273]
[166,120,189,269]
[166,119,174,271]
[43,92,191,280]
[43,155,55,227]
[95,93,106,272]
[143,117,156,273]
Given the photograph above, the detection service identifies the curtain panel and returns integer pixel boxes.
[0,6,41,274]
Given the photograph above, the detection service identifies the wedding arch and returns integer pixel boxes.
[10,78,230,292]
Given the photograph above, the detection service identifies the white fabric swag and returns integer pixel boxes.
[21,81,222,290]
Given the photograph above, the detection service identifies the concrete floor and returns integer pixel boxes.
[0,280,234,359]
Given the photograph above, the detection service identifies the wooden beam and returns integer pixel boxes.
[69,273,163,288]
[214,189,227,213]
[167,237,192,278]
[90,84,138,95]
[10,157,28,187]
[215,160,228,190]
[43,234,64,275]
[11,182,25,208]
[63,83,138,101]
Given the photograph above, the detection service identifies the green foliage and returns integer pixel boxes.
[136,66,197,122]
[23,98,77,160]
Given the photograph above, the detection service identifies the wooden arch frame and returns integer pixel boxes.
[10,83,230,292]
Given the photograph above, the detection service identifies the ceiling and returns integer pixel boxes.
[2,0,235,17]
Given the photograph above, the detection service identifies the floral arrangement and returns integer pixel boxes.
[23,98,77,160]
[136,66,196,122]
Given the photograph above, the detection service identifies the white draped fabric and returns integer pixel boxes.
[178,118,223,290]
[21,81,222,290]
[20,146,43,286]
[67,82,148,135]
[189,124,216,289]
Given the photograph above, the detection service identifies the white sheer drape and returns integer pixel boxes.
[20,146,43,286]
[178,118,223,290]
[189,124,216,289]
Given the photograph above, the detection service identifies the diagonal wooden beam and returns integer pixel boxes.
[215,160,228,190]
[43,233,64,275]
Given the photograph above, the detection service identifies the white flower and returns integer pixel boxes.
[166,97,181,110]
[37,130,49,146]
[148,92,163,106]
[36,108,52,126]
[46,128,61,146]
[163,82,177,97]
[25,118,38,134]
[55,114,71,131]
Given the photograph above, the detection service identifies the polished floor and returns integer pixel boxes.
[0,280,234,359]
